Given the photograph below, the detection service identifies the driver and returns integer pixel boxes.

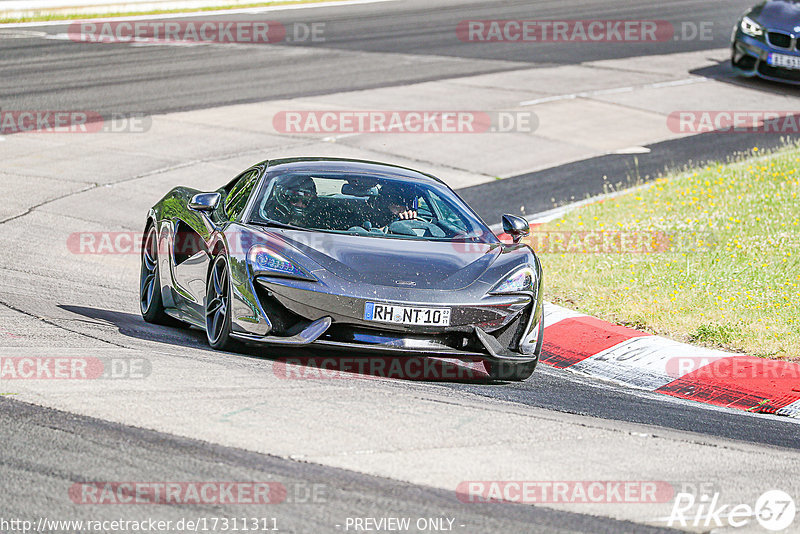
[264,175,319,226]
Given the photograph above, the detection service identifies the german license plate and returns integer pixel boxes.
[768,52,800,70]
[364,302,451,326]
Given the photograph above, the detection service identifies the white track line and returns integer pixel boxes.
[519,76,709,107]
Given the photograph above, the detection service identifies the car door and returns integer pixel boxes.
[172,168,262,320]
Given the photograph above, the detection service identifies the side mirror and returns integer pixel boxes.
[188,192,221,212]
[501,214,530,244]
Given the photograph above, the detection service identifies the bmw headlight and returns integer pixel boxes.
[740,16,764,37]
[248,245,314,280]
[491,266,536,294]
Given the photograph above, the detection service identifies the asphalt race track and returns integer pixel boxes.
[2,1,800,533]
[0,0,761,115]
[1,398,682,534]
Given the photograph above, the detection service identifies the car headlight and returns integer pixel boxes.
[740,16,764,37]
[491,266,536,294]
[248,245,314,280]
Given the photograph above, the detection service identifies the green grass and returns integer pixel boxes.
[688,323,741,345]
[533,142,800,361]
[0,0,335,23]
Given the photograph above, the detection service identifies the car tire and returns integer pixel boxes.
[205,252,239,351]
[140,224,183,326]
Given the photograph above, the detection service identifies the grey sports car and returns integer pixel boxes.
[140,158,543,380]
[732,0,800,84]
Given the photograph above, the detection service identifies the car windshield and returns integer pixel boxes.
[248,171,497,243]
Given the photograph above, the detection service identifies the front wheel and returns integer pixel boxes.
[205,253,239,351]
[140,225,173,325]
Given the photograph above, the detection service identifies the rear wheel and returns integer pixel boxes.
[205,253,239,351]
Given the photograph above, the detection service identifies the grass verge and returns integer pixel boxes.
[532,141,800,361]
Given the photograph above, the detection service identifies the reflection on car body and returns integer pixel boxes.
[140,158,543,381]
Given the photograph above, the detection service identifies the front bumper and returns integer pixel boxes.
[230,275,543,362]
[732,33,800,85]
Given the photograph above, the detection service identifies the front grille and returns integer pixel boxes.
[758,62,800,82]
[324,324,467,351]
[767,31,792,49]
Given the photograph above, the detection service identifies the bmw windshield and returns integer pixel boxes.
[248,171,498,244]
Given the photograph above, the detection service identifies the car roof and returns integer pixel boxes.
[261,157,447,186]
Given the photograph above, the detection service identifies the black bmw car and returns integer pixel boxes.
[140,158,544,381]
[732,0,800,84]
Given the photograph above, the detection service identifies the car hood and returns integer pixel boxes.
[275,230,502,290]
[751,0,800,33]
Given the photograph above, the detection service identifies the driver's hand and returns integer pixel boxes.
[398,209,417,220]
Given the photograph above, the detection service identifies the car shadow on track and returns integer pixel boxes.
[690,59,800,97]
[58,304,497,384]
[59,304,212,350]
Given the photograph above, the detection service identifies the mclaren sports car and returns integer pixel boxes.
[140,158,544,380]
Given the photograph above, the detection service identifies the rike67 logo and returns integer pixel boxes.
[665,490,796,531]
